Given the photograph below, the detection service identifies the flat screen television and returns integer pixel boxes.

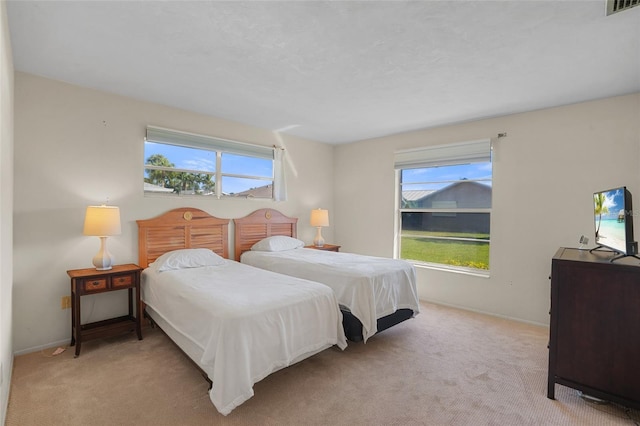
[593,186,638,260]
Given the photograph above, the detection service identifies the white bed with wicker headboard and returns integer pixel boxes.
[137,208,346,415]
[234,208,420,343]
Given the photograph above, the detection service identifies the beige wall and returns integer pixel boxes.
[13,72,335,353]
[11,70,640,351]
[1,0,14,421]
[335,93,640,325]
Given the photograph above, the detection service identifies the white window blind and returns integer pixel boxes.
[146,126,273,160]
[394,139,491,169]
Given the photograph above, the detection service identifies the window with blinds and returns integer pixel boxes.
[144,126,280,199]
[395,139,492,273]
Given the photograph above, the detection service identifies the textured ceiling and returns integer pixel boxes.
[6,1,640,144]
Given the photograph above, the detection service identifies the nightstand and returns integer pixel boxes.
[304,244,341,252]
[67,263,143,357]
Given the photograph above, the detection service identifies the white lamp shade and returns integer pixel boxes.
[83,205,121,236]
[310,209,329,227]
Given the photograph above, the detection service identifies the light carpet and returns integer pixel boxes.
[6,301,640,425]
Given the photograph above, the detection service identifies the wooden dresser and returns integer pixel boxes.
[548,247,640,409]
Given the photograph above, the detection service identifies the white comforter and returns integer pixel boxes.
[241,248,420,342]
[141,261,347,415]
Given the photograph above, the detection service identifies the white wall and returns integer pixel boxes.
[11,69,640,352]
[334,94,640,325]
[12,72,335,354]
[0,0,14,422]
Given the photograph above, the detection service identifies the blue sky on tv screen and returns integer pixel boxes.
[596,188,625,220]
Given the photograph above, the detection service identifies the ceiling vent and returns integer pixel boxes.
[606,0,640,15]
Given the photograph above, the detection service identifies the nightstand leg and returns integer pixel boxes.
[135,287,143,340]
[73,292,81,357]
[70,289,76,347]
[128,288,133,317]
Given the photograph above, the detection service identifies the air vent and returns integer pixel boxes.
[606,0,640,15]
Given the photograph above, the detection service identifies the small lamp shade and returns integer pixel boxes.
[310,208,329,247]
[310,209,329,227]
[83,205,121,270]
[83,206,121,236]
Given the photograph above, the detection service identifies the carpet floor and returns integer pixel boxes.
[6,301,640,425]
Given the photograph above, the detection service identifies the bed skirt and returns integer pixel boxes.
[341,308,415,342]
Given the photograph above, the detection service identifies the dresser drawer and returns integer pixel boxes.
[112,274,134,289]
[83,278,108,293]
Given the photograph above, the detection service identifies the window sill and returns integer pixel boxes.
[143,192,275,201]
[410,261,490,278]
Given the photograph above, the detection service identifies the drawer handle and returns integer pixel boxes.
[91,281,101,286]
[118,278,125,283]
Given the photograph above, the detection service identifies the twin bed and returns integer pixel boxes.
[234,208,420,343]
[137,208,346,415]
[136,207,419,415]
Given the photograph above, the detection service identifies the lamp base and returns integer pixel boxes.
[313,227,325,247]
[92,236,115,270]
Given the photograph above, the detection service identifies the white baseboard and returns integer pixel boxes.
[420,298,549,328]
[13,338,70,356]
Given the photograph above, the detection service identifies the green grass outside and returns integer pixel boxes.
[401,235,490,270]
[401,230,490,240]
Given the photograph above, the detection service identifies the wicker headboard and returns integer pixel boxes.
[137,207,229,268]
[233,209,298,260]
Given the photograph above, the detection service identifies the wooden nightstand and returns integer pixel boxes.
[304,244,341,252]
[67,263,143,357]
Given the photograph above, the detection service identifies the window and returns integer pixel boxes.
[144,126,284,199]
[395,140,492,273]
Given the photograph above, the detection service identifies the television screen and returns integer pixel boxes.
[593,186,636,256]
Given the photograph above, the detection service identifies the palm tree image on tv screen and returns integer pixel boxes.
[593,187,634,256]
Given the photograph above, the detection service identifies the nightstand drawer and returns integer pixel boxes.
[112,274,134,289]
[83,278,108,293]
[304,244,341,252]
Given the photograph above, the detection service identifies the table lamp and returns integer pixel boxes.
[310,208,329,247]
[83,205,121,270]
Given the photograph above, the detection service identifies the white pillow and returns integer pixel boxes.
[251,236,305,252]
[152,248,225,272]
